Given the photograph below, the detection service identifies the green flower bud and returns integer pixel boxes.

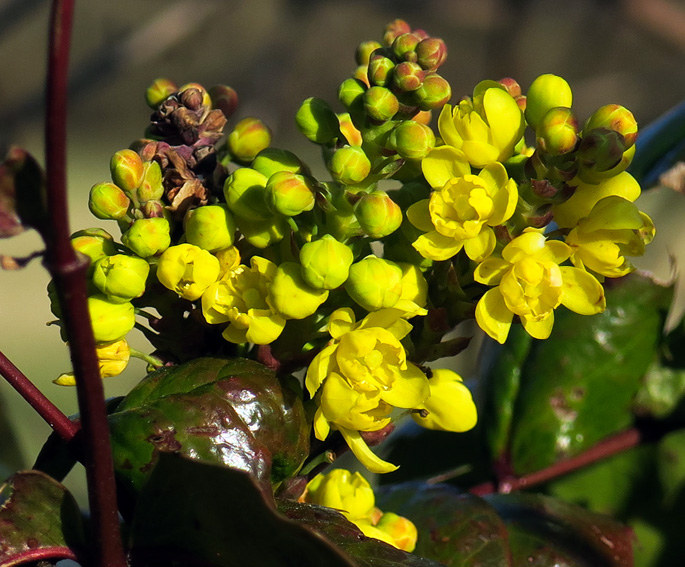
[393,61,425,92]
[185,204,236,251]
[535,107,579,156]
[387,121,435,160]
[367,54,395,87]
[299,234,354,290]
[88,182,130,220]
[71,228,116,267]
[141,199,165,218]
[251,147,304,178]
[392,33,420,61]
[355,40,382,66]
[88,294,135,343]
[412,74,451,111]
[266,171,316,217]
[345,255,403,311]
[145,78,177,109]
[110,149,144,193]
[157,243,220,301]
[577,128,627,172]
[92,254,150,303]
[354,191,403,238]
[525,74,573,129]
[227,117,272,163]
[137,161,164,202]
[383,19,411,46]
[295,97,341,144]
[235,215,287,249]
[208,84,239,119]
[363,86,399,121]
[269,262,329,319]
[415,38,447,71]
[583,104,638,149]
[223,167,271,221]
[121,217,171,258]
[338,78,367,111]
[329,146,371,185]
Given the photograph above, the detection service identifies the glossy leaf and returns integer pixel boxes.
[109,357,309,495]
[486,492,633,567]
[0,470,84,566]
[375,481,510,566]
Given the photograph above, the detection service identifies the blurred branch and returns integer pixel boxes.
[624,0,685,54]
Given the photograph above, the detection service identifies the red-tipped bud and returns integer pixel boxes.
[209,84,239,120]
[329,146,371,185]
[266,171,316,216]
[392,33,421,61]
[137,161,164,202]
[412,74,451,111]
[88,182,130,220]
[227,117,272,163]
[355,40,382,66]
[367,54,395,87]
[383,19,412,46]
[354,191,403,238]
[387,121,435,160]
[584,104,638,149]
[415,38,447,70]
[110,149,144,193]
[535,107,579,156]
[363,86,399,121]
[145,78,177,109]
[498,77,522,98]
[393,61,425,92]
[141,200,165,218]
[577,128,627,172]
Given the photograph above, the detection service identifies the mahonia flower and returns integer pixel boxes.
[300,468,418,552]
[565,196,655,278]
[408,161,518,261]
[305,308,430,473]
[474,231,606,343]
[201,256,286,345]
[54,338,131,386]
[411,368,477,432]
[437,80,525,168]
[157,243,221,301]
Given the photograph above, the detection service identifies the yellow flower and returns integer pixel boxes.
[54,339,131,385]
[408,162,518,261]
[305,308,430,473]
[411,368,477,432]
[436,81,524,168]
[565,196,655,278]
[474,231,606,343]
[201,256,286,345]
[156,243,221,301]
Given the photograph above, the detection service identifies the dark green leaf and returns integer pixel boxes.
[376,481,511,567]
[486,493,633,567]
[109,357,309,495]
[0,470,84,565]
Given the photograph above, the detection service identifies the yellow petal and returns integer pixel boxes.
[474,257,510,285]
[360,309,413,340]
[421,146,470,188]
[406,200,434,233]
[305,343,338,396]
[559,266,606,315]
[521,312,554,339]
[483,87,524,158]
[338,426,398,474]
[329,308,357,339]
[475,288,513,344]
[380,363,429,408]
[313,406,331,441]
[437,104,462,148]
[461,141,500,168]
[54,373,76,386]
[463,228,496,262]
[412,369,477,432]
[413,231,464,261]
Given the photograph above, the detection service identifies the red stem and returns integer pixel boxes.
[0,351,78,442]
[44,1,127,565]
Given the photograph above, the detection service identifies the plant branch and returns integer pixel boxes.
[0,350,78,442]
[44,1,127,565]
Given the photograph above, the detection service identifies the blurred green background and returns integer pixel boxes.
[1,0,685,508]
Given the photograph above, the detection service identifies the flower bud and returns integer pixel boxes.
[269,262,329,319]
[577,128,627,172]
[383,19,411,46]
[296,97,341,144]
[236,215,287,248]
[227,117,272,163]
[355,40,382,66]
[71,228,116,267]
[223,167,271,221]
[54,338,132,385]
[302,469,375,521]
[412,74,451,111]
[375,513,418,552]
[354,191,402,238]
[363,86,399,121]
[145,78,177,109]
[415,37,447,71]
[498,77,522,98]
[88,294,135,342]
[110,149,144,193]
[393,61,425,92]
[88,182,130,220]
[121,217,171,258]
[329,146,371,185]
[525,74,573,129]
[178,82,212,108]
[184,204,236,252]
[92,254,150,303]
[299,234,354,290]
[583,104,638,149]
[208,84,239,119]
[266,171,316,216]
[345,256,403,311]
[251,147,304,178]
[338,78,367,110]
[392,33,420,61]
[535,107,579,156]
[141,199,165,218]
[137,160,164,202]
[387,121,435,160]
[412,368,477,432]
[367,54,395,87]
[157,243,221,301]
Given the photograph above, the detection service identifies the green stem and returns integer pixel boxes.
[129,347,164,368]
